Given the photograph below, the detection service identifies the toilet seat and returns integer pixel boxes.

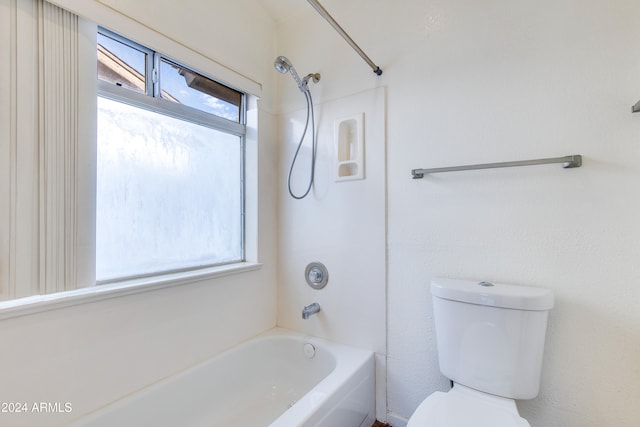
[407,384,531,427]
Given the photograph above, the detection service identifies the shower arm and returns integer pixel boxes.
[306,0,382,76]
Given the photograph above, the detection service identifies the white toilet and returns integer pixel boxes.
[407,277,554,427]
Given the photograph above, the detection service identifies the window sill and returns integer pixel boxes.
[0,262,262,321]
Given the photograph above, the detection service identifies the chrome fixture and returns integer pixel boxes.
[411,155,582,179]
[274,56,320,93]
[302,302,321,319]
[633,99,640,113]
[305,262,329,290]
[274,55,320,199]
[306,0,382,76]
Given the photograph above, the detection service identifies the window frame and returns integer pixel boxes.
[97,27,246,137]
[96,27,248,283]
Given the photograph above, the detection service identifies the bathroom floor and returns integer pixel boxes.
[372,422,391,427]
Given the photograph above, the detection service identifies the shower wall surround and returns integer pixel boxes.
[276,87,387,419]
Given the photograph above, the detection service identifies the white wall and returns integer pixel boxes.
[275,0,640,426]
[275,85,386,350]
[0,1,279,426]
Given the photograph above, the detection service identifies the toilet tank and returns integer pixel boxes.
[431,278,554,400]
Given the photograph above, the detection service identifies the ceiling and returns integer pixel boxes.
[255,0,313,24]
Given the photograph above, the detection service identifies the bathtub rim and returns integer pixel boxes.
[68,326,375,427]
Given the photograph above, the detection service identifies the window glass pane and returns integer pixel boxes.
[96,96,243,282]
[97,33,147,94]
[160,59,241,122]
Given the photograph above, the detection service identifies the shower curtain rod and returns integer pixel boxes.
[306,0,382,76]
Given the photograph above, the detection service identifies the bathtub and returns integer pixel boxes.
[70,328,375,427]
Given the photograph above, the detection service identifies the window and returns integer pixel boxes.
[96,29,245,282]
[1,1,261,309]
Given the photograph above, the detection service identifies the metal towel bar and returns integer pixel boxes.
[411,155,582,179]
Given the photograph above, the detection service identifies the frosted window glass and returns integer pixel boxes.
[96,96,243,282]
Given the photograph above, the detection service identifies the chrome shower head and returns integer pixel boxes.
[274,56,291,74]
[274,55,312,92]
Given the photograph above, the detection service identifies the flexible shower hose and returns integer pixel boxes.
[287,89,316,200]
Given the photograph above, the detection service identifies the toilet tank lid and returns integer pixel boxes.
[431,277,554,311]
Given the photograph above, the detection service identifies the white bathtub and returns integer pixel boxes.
[70,328,375,427]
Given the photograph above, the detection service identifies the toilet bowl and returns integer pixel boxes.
[407,384,530,427]
[407,278,554,427]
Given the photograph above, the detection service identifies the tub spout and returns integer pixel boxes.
[302,303,321,319]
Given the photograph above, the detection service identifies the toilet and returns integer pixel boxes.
[407,277,554,427]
